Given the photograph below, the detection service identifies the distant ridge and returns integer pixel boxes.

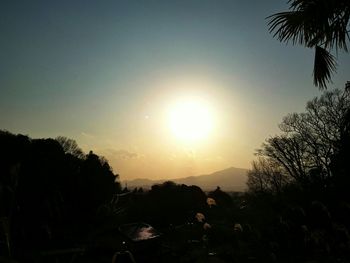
[122,167,248,192]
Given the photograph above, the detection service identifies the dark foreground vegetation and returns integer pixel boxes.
[1,87,350,262]
[2,0,350,261]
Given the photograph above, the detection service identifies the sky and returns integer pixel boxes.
[1,0,349,180]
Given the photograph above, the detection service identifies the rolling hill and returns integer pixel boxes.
[123,167,248,192]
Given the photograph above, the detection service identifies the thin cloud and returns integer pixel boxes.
[80,132,95,139]
[104,149,138,160]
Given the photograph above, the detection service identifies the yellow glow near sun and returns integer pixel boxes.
[168,98,214,142]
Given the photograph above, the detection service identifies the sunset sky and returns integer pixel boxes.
[1,0,349,180]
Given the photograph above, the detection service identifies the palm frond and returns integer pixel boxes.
[327,10,350,51]
[267,0,350,90]
[267,11,313,45]
[313,46,337,89]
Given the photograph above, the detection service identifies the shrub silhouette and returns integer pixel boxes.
[0,131,121,256]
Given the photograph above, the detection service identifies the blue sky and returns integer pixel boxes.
[1,0,349,179]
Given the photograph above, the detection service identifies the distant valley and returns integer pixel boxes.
[122,167,248,192]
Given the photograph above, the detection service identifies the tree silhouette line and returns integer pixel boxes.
[0,132,121,258]
[1,1,350,262]
[245,85,350,262]
[248,86,350,198]
[1,86,350,262]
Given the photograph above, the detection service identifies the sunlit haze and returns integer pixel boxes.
[168,96,214,143]
[1,0,349,181]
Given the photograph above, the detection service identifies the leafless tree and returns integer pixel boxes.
[253,88,350,189]
[247,157,290,193]
[55,136,85,159]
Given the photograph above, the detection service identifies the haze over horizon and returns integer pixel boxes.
[1,0,349,180]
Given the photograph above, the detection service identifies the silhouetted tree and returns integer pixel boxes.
[253,88,350,190]
[79,151,120,215]
[0,131,30,218]
[0,131,121,257]
[247,158,290,194]
[331,84,350,197]
[148,181,206,225]
[268,0,350,89]
[55,136,85,159]
[208,186,233,208]
[259,134,310,184]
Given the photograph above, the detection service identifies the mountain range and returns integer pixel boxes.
[122,167,248,192]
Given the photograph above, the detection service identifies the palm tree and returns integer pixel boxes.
[267,0,350,89]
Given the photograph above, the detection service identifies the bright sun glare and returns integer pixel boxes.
[168,98,214,142]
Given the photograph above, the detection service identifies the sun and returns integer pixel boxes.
[168,98,214,142]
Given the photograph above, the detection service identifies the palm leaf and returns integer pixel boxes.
[267,0,350,89]
[267,11,313,45]
[313,46,337,89]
